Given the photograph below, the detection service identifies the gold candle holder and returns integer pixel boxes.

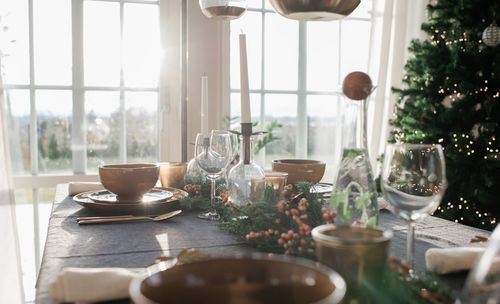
[264,171,288,194]
[159,162,188,190]
[312,225,393,302]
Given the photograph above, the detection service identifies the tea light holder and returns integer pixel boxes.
[264,171,288,194]
[159,162,188,190]
[312,225,393,302]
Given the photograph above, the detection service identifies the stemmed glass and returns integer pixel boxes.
[195,131,232,221]
[381,144,447,269]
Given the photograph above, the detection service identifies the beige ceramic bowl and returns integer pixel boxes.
[272,159,326,185]
[129,254,346,304]
[98,163,159,201]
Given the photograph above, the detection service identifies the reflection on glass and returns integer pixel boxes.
[307,95,341,182]
[125,92,158,163]
[85,91,120,172]
[264,94,297,168]
[307,22,340,91]
[230,11,262,90]
[340,20,370,77]
[33,0,71,85]
[0,0,29,84]
[5,90,31,174]
[123,4,160,88]
[36,90,72,173]
[265,13,298,90]
[84,1,120,87]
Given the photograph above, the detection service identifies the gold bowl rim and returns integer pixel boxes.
[312,225,393,246]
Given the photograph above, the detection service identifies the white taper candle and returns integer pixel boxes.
[239,33,251,124]
[201,74,209,134]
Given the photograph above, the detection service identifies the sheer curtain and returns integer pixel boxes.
[0,58,24,303]
[368,0,428,169]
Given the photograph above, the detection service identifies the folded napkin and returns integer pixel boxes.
[426,247,500,274]
[68,182,105,196]
[49,267,145,303]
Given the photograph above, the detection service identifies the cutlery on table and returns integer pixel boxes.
[77,210,182,225]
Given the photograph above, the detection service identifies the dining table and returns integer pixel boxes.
[36,183,491,303]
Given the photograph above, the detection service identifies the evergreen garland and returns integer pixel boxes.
[181,182,454,303]
[390,0,500,230]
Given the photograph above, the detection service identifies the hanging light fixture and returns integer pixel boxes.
[268,0,360,21]
[199,0,247,20]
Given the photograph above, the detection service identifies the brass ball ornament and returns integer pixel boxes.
[342,71,374,100]
[482,21,500,47]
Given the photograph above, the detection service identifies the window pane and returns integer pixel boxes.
[86,91,120,172]
[264,94,297,168]
[307,22,340,91]
[230,92,261,128]
[264,13,298,90]
[5,90,31,174]
[36,90,72,173]
[123,4,160,88]
[307,95,341,182]
[247,0,262,9]
[230,11,262,90]
[84,1,120,87]
[33,0,71,85]
[349,0,373,19]
[340,20,371,78]
[125,92,158,162]
[1,0,30,84]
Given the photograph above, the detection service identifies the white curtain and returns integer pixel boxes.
[0,58,25,303]
[367,0,429,170]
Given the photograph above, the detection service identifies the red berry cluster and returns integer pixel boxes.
[321,207,336,224]
[183,184,202,196]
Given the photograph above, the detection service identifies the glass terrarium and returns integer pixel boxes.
[330,97,378,227]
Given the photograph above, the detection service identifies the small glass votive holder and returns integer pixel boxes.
[312,225,393,302]
[264,171,288,194]
[159,162,188,190]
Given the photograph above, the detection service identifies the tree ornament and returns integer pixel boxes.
[342,71,374,100]
[482,21,500,47]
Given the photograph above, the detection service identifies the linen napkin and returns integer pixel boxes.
[68,182,104,196]
[425,247,500,274]
[49,267,145,303]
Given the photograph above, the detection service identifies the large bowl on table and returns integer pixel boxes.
[98,163,159,202]
[129,254,346,304]
[272,159,326,185]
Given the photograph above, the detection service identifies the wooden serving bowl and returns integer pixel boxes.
[272,159,326,185]
[129,255,346,304]
[98,163,159,201]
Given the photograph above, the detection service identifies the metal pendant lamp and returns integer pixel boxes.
[199,0,247,20]
[268,0,361,21]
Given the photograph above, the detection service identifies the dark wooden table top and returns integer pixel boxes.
[36,184,491,303]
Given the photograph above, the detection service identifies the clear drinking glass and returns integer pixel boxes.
[195,131,232,221]
[381,144,447,269]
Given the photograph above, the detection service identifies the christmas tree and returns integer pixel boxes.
[389,0,500,230]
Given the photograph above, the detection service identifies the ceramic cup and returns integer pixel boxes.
[312,225,393,302]
[158,162,188,190]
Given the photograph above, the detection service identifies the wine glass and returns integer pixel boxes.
[195,131,232,221]
[381,144,447,269]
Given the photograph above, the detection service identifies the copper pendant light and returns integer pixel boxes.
[268,0,361,21]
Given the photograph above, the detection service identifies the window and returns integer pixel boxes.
[1,1,164,301]
[3,0,161,177]
[229,0,377,181]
